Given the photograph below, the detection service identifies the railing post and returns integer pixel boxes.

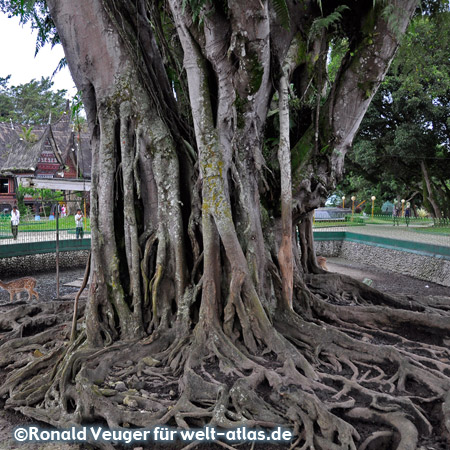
[56,204,60,299]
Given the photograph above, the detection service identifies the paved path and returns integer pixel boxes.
[315,223,450,248]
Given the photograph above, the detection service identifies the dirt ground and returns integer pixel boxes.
[1,259,447,307]
[326,257,450,298]
[0,268,86,450]
[0,268,85,306]
[0,261,449,450]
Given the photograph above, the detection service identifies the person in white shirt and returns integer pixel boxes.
[75,209,84,239]
[11,205,20,240]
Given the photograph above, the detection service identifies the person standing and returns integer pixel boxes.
[11,205,20,240]
[75,209,84,239]
[392,200,400,226]
[405,202,411,227]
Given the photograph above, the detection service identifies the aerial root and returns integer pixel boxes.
[358,430,394,450]
[2,321,447,449]
[281,386,360,450]
[279,292,450,443]
[306,274,450,339]
[1,276,450,450]
[347,407,418,450]
[0,301,88,403]
[224,270,259,353]
[2,345,66,404]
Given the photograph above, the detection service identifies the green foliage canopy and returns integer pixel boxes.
[339,10,450,216]
[0,76,68,125]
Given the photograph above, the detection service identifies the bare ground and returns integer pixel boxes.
[0,268,85,450]
[0,262,449,450]
[0,268,85,306]
[325,257,450,298]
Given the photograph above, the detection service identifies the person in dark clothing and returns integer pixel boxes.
[393,201,400,226]
[405,202,411,227]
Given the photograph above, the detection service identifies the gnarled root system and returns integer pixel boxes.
[1,277,449,450]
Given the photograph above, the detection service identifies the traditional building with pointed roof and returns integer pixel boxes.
[0,111,91,211]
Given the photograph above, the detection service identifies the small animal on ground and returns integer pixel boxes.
[317,256,328,271]
[0,277,39,302]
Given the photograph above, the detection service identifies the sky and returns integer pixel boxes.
[0,13,76,97]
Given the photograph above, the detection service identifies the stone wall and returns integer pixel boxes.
[2,242,449,287]
[315,240,450,287]
[0,250,89,277]
[314,240,342,258]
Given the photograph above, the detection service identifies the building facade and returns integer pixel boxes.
[0,113,91,211]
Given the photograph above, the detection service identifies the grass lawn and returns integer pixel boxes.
[363,216,434,226]
[0,217,91,233]
[313,221,365,228]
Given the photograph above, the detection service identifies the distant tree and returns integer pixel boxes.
[340,10,450,217]
[16,186,63,217]
[0,76,68,125]
[0,75,14,120]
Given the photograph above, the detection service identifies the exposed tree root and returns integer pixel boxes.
[24,0,431,448]
[1,280,449,450]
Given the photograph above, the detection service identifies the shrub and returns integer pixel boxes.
[416,207,429,218]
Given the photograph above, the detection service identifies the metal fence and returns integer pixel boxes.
[313,213,444,228]
[0,201,91,299]
[1,198,90,246]
[312,214,450,249]
[0,214,91,249]
[0,213,91,245]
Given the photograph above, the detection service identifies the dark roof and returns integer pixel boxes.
[57,129,91,180]
[0,122,20,170]
[76,134,92,179]
[0,112,92,178]
[1,127,54,173]
[50,111,71,132]
[48,112,71,160]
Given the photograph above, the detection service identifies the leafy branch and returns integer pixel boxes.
[309,5,349,42]
[272,0,290,30]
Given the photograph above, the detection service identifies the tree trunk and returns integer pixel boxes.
[421,160,443,218]
[3,1,450,449]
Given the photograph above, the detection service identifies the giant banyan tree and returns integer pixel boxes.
[1,1,450,449]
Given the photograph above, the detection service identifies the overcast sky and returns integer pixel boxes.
[0,13,76,97]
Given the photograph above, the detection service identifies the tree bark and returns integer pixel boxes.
[5,3,450,450]
[421,160,443,218]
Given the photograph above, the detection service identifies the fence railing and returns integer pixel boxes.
[1,210,449,256]
[312,214,450,250]
[313,229,450,260]
[0,214,91,246]
[313,213,444,229]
